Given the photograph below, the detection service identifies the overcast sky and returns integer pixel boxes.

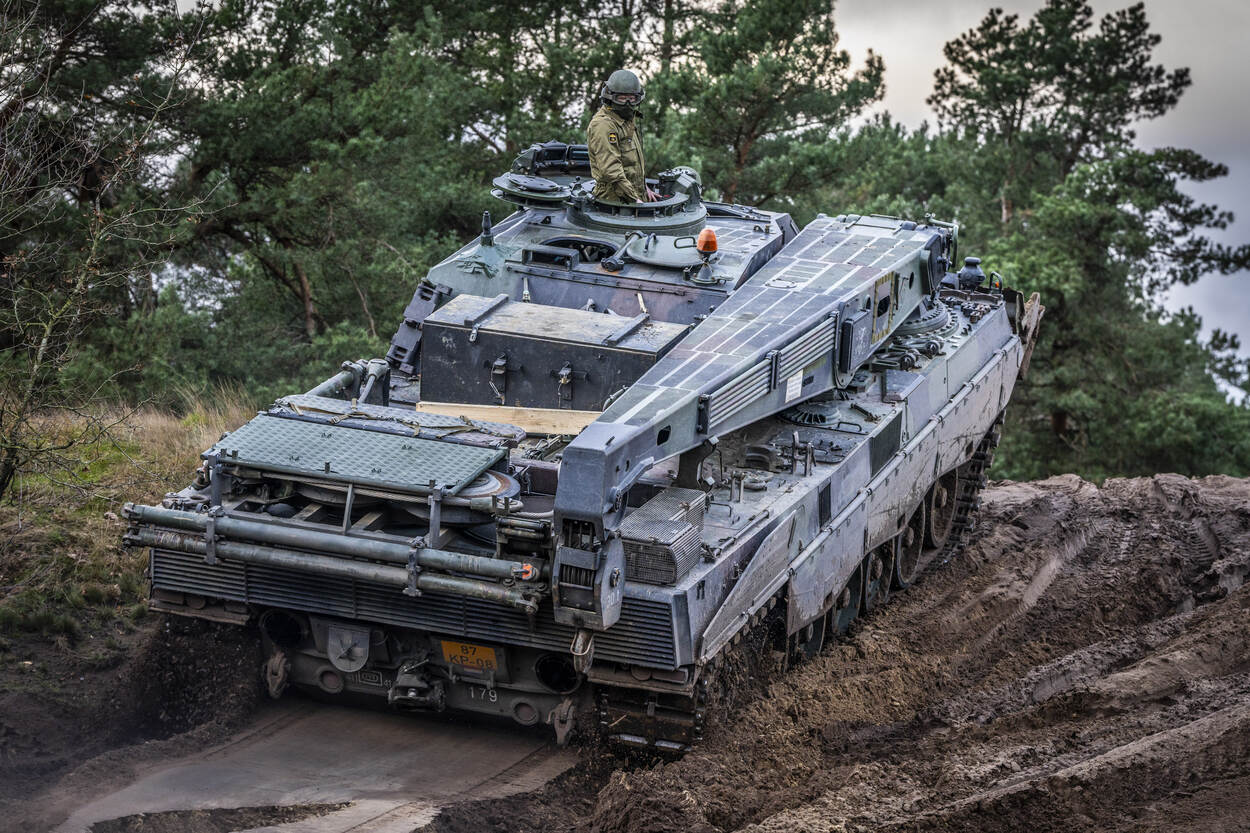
[835,0,1250,349]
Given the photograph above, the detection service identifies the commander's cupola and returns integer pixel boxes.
[491,141,708,236]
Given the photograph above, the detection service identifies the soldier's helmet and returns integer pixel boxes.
[602,69,645,110]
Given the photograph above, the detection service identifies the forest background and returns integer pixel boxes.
[3,0,1249,497]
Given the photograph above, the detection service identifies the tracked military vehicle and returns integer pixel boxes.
[126,142,1042,751]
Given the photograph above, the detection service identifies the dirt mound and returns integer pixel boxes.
[0,616,261,832]
[422,474,1250,833]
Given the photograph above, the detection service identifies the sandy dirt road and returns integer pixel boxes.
[40,698,573,833]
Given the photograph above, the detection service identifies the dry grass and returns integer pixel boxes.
[116,389,259,496]
[0,387,257,644]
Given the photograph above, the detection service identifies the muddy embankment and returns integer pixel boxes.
[428,474,1250,833]
[4,474,1248,832]
[0,618,262,832]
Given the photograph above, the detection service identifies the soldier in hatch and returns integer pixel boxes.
[587,69,658,203]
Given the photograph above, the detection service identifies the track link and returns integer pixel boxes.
[942,411,1005,560]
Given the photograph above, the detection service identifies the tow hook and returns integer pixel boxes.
[387,659,446,711]
[549,696,577,746]
[263,648,290,699]
[570,628,595,674]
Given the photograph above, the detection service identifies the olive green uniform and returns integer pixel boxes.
[587,105,645,203]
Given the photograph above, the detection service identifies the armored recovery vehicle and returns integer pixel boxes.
[125,142,1042,751]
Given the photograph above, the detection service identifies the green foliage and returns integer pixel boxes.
[985,149,1250,478]
[932,1,1189,154]
[817,0,1250,479]
[4,0,1247,483]
[929,0,1191,227]
[177,7,498,338]
[0,0,208,498]
[651,0,883,206]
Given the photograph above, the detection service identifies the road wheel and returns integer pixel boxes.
[830,566,863,635]
[926,468,959,549]
[862,539,894,614]
[895,502,927,590]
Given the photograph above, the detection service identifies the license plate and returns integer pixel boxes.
[440,640,498,672]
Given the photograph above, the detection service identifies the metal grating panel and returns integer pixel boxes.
[624,526,702,584]
[620,488,706,585]
[208,414,503,495]
[619,487,706,534]
[150,550,678,667]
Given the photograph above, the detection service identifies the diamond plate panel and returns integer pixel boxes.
[277,394,524,436]
[208,415,503,495]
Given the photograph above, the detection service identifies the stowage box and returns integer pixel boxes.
[421,294,689,411]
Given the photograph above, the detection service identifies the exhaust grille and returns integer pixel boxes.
[777,317,837,379]
[151,549,677,667]
[596,597,677,665]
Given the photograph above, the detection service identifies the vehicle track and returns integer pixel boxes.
[13,474,1250,833]
[419,474,1250,833]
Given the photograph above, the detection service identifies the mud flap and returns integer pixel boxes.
[1017,292,1044,378]
[597,689,699,753]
